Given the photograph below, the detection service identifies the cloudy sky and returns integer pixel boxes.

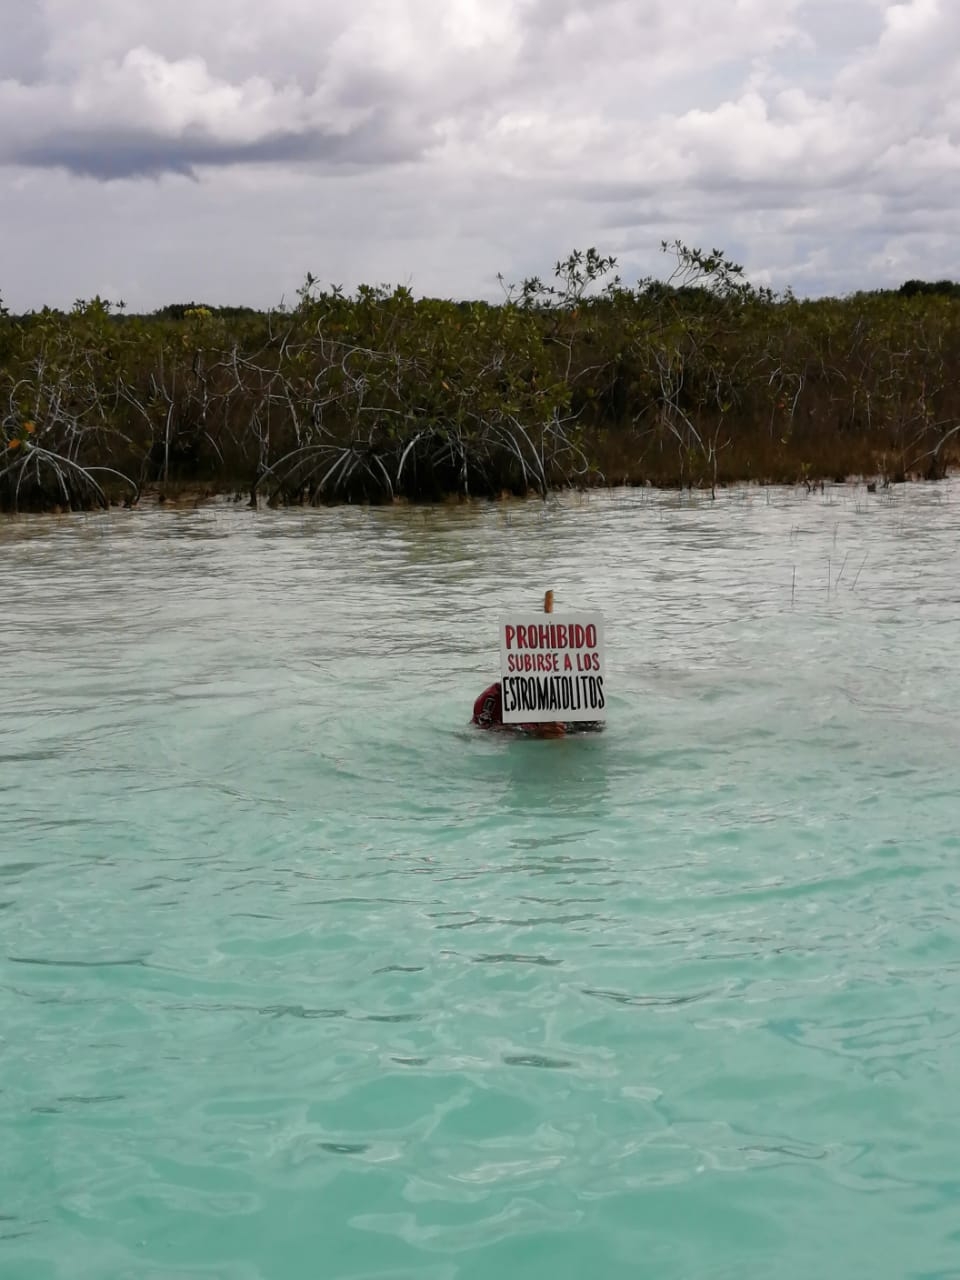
[2,0,959,311]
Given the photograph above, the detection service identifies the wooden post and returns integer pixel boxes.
[540,590,563,737]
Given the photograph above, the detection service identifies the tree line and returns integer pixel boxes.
[2,243,959,512]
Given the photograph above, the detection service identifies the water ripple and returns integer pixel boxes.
[2,481,960,1278]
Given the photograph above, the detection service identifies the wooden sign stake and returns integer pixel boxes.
[542,590,561,736]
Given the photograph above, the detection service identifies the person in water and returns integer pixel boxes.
[471,681,603,737]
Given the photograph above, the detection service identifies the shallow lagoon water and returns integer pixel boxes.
[2,480,960,1279]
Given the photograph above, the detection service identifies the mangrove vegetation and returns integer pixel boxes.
[2,242,960,512]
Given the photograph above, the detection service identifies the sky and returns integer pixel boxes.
[2,0,959,312]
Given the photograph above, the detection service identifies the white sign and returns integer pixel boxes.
[498,612,606,724]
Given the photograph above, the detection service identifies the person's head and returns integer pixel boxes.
[473,681,503,727]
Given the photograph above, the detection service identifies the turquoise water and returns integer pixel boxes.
[2,481,960,1280]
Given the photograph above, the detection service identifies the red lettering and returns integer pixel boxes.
[505,620,598,654]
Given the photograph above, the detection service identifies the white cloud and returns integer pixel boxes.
[0,0,959,309]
